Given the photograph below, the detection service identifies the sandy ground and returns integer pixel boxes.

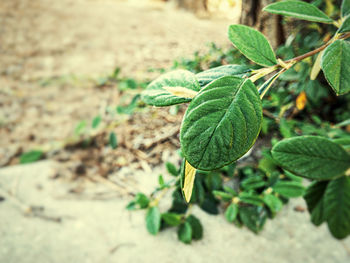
[1,161,350,263]
[0,0,234,81]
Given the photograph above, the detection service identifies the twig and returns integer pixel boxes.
[0,185,62,223]
[286,32,350,63]
[86,174,136,196]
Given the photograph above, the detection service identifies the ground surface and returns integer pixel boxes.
[1,161,350,263]
[1,0,350,262]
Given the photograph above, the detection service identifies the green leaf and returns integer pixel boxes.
[180,76,262,171]
[91,115,101,129]
[271,136,350,180]
[20,150,43,164]
[135,193,150,209]
[321,40,350,95]
[225,203,238,222]
[161,213,182,226]
[239,192,264,206]
[342,0,350,18]
[239,206,267,234]
[263,194,283,213]
[223,186,238,196]
[186,215,203,240]
[178,222,192,244]
[228,25,277,67]
[74,120,87,135]
[166,162,178,176]
[213,190,233,201]
[263,0,333,23]
[109,132,118,149]
[141,70,200,107]
[196,65,250,87]
[146,206,161,235]
[339,15,350,33]
[324,176,350,239]
[304,181,328,226]
[158,175,165,187]
[241,176,266,190]
[272,181,305,198]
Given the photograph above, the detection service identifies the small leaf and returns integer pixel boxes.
[239,206,267,234]
[321,40,350,95]
[263,194,283,213]
[239,192,264,206]
[158,175,165,187]
[296,91,307,110]
[183,160,196,203]
[272,181,305,198]
[146,206,161,235]
[228,25,277,66]
[135,193,150,209]
[225,203,238,222]
[186,215,203,240]
[75,120,87,135]
[324,176,350,239]
[272,136,350,180]
[180,76,262,171]
[342,0,350,18]
[213,190,233,201]
[91,115,102,129]
[141,70,200,107]
[241,176,266,190]
[20,150,43,164]
[178,222,192,244]
[109,132,118,149]
[263,0,333,23]
[196,64,251,87]
[223,186,238,196]
[339,15,350,33]
[166,162,178,176]
[161,213,182,226]
[310,51,323,80]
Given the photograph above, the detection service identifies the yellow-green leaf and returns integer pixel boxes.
[183,160,196,203]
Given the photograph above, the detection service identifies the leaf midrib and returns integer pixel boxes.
[197,79,246,167]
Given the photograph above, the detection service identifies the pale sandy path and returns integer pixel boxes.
[0,0,235,81]
[1,161,350,263]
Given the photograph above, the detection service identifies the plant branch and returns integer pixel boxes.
[286,32,350,64]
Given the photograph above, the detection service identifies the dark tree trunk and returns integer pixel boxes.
[240,0,286,48]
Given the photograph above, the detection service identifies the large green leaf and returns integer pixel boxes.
[271,136,350,180]
[342,0,350,18]
[196,65,250,87]
[228,25,277,67]
[339,15,350,33]
[180,76,262,170]
[146,206,161,235]
[324,176,350,239]
[272,181,305,198]
[304,181,328,226]
[141,70,200,106]
[263,0,333,23]
[321,40,350,95]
